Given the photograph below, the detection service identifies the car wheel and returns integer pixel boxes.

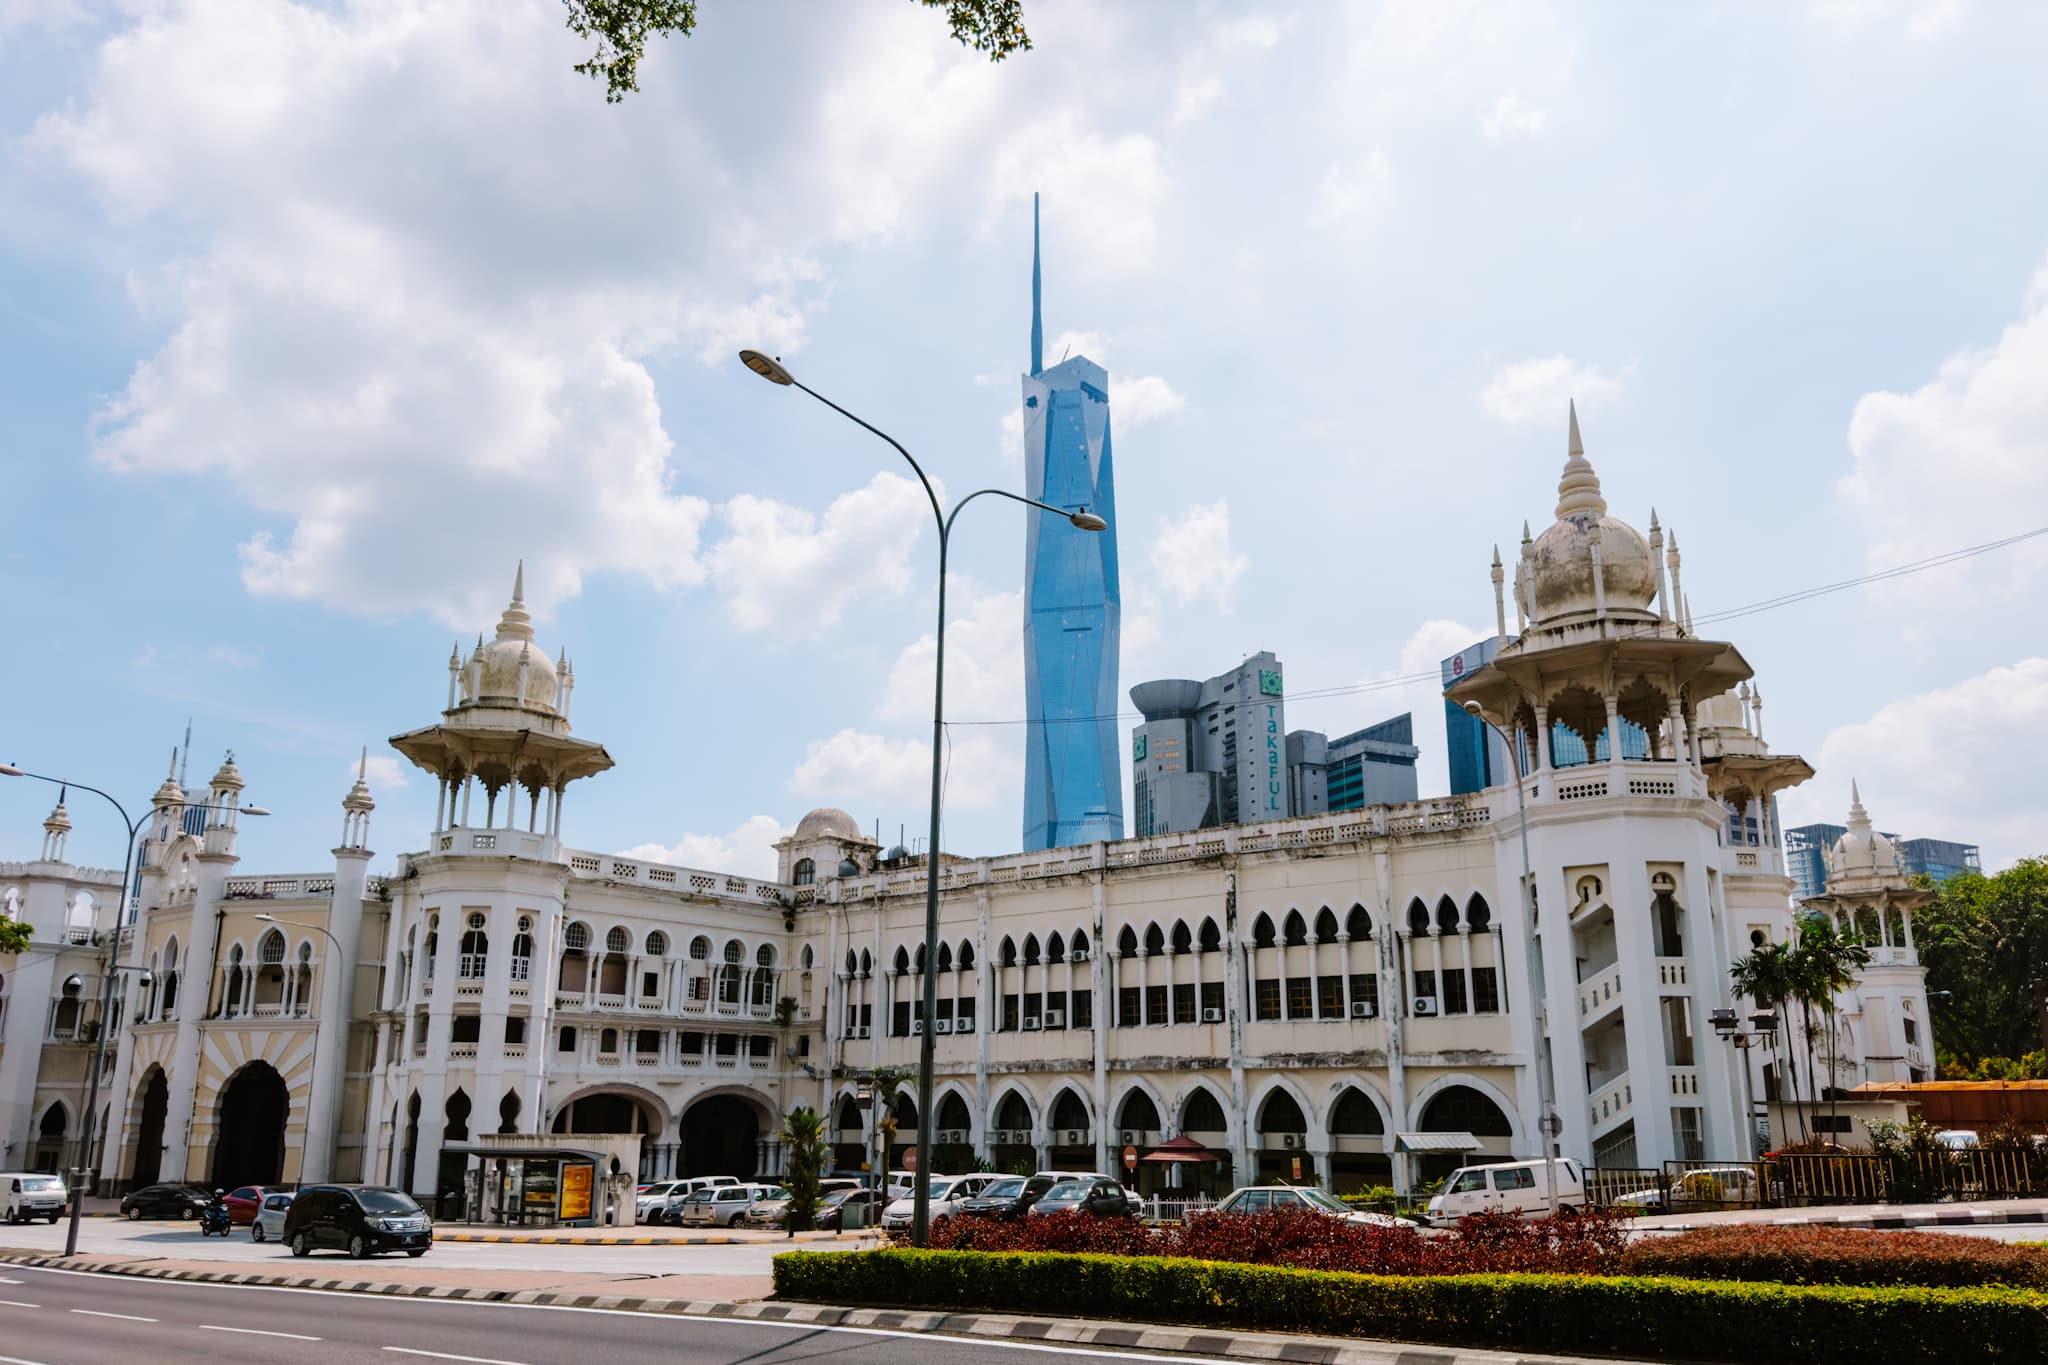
[349,1234,369,1259]
[125,1205,142,1221]
[291,1233,311,1258]
[180,1206,198,1221]
[48,1214,61,1225]
[406,1249,426,1258]
[251,1222,266,1242]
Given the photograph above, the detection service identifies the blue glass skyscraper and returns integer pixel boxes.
[1021,195,1124,851]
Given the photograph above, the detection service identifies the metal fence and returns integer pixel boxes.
[1587,1148,2048,1212]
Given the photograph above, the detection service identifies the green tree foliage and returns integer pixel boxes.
[1917,858,2048,1067]
[0,910,29,955]
[1728,915,1871,1138]
[564,0,1030,103]
[780,1105,826,1235]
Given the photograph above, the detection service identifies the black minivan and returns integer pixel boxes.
[282,1185,432,1258]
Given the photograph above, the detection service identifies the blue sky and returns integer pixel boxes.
[4,1,2047,879]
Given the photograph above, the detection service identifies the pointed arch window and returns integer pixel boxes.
[510,916,534,982]
[459,913,489,979]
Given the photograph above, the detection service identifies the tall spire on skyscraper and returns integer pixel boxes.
[1030,190,1043,376]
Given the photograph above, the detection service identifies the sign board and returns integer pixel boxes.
[1122,1145,1138,1172]
[559,1162,595,1221]
[1290,1156,1302,1182]
[902,1146,918,1172]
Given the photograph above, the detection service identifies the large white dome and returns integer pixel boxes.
[1526,408,1658,624]
[795,807,862,842]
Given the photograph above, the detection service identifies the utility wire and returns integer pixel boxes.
[943,524,2048,729]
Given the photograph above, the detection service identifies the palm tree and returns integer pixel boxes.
[1792,913,1872,1134]
[780,1106,826,1236]
[1730,939,1804,1142]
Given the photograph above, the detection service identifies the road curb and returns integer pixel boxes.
[0,1248,1589,1364]
[1631,1204,2048,1233]
[431,1230,869,1246]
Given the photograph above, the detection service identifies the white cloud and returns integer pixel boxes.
[1480,91,1547,139]
[1048,329,1112,365]
[1168,14,1286,128]
[618,814,793,880]
[210,645,257,669]
[1118,375,1187,429]
[1149,501,1250,611]
[703,473,931,634]
[881,589,1022,725]
[359,753,411,791]
[1310,149,1392,227]
[983,113,1169,277]
[1779,659,2048,871]
[1839,262,2048,601]
[1364,618,1489,799]
[1479,355,1623,428]
[787,726,1013,812]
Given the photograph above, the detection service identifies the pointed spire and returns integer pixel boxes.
[1029,190,1044,376]
[495,563,534,642]
[1847,780,1870,831]
[1521,519,1532,545]
[357,746,368,780]
[1568,398,1583,455]
[167,747,179,780]
[1649,506,1660,532]
[512,559,525,605]
[1555,400,1607,520]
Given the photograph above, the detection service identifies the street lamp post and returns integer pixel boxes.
[738,350,1108,1246]
[1710,1007,1780,1162]
[0,762,269,1254]
[1457,704,1561,1218]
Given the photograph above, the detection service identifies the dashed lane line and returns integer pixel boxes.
[201,1325,323,1341]
[0,1300,38,1308]
[383,1348,529,1365]
[69,1308,157,1321]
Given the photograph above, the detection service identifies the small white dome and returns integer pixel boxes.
[472,563,559,712]
[795,807,862,842]
[1526,407,1658,624]
[1826,783,1902,880]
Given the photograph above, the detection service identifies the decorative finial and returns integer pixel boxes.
[1568,398,1583,455]
[1649,506,1660,532]
[1555,401,1607,520]
[357,746,368,780]
[1521,519,1532,545]
[1030,190,1043,376]
[512,560,525,605]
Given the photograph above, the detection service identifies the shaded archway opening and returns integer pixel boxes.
[680,1095,761,1179]
[436,1089,473,1213]
[132,1068,169,1189]
[1328,1086,1392,1194]
[211,1062,288,1188]
[1253,1090,1310,1184]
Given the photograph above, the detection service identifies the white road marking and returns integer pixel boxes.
[0,1300,38,1308]
[384,1350,528,1365]
[0,1354,56,1365]
[201,1325,323,1341]
[69,1308,157,1321]
[0,1277,23,1284]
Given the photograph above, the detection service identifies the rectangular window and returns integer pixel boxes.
[557,1026,577,1053]
[714,1032,738,1056]
[1442,971,1469,1015]
[1145,984,1168,1024]
[797,1035,810,1057]
[1472,967,1500,1013]
[641,970,660,998]
[748,1034,772,1057]
[935,997,954,1022]
[892,1001,911,1036]
[1071,991,1092,1029]
[1002,994,1020,1031]
[1904,1017,1919,1045]
[957,998,977,1029]
[1118,986,1142,1026]
[451,1015,481,1044]
[688,977,707,1002]
[1412,970,1438,1004]
[1286,976,1313,1018]
[1201,981,1225,1019]
[1024,990,1044,1025]
[859,1003,873,1029]
[1173,983,1197,1024]
[1317,975,1345,1019]
[1254,978,1281,1021]
[680,1030,703,1055]
[1349,974,1379,1014]
[504,1015,527,1045]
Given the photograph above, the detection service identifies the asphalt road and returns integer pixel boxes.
[0,1218,811,1277]
[0,1264,1213,1365]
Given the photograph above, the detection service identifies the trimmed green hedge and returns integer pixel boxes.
[773,1248,2048,1364]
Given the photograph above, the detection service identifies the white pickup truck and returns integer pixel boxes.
[3,1172,67,1224]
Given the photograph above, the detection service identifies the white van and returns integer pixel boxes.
[1423,1158,1585,1226]
[657,1174,742,1222]
[3,1172,67,1224]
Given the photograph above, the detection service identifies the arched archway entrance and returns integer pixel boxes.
[211,1062,288,1188]
[34,1103,67,1174]
[132,1069,168,1189]
[551,1088,662,1179]
[680,1094,765,1179]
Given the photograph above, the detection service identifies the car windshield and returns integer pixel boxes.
[23,1177,63,1193]
[820,1190,852,1206]
[1298,1189,1350,1213]
[1040,1180,1087,1201]
[357,1190,423,1215]
[757,1187,790,1201]
[981,1179,1024,1199]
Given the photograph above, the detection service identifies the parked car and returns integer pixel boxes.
[1608,1166,1763,1211]
[957,1172,1103,1221]
[283,1185,433,1258]
[3,1173,67,1224]
[250,1190,295,1242]
[659,1175,742,1222]
[119,1182,213,1221]
[1027,1177,1136,1219]
[818,1177,864,1197]
[1423,1158,1585,1226]
[635,1180,685,1224]
[222,1185,271,1226]
[1211,1185,1418,1228]
[880,1174,1001,1231]
[1937,1129,1981,1151]
[676,1183,786,1228]
[813,1188,881,1230]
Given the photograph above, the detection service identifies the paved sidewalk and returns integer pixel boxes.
[433,1226,878,1246]
[0,1245,1643,1365]
[1628,1195,2048,1233]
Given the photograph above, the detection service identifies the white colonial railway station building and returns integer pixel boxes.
[0,420,1933,1202]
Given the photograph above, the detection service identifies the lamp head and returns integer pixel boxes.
[1069,511,1109,532]
[240,805,271,816]
[739,350,795,386]
[1461,701,1484,718]
[0,763,22,777]
[253,913,277,924]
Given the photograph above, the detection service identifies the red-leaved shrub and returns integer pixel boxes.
[919,1207,1630,1277]
[1619,1223,2048,1289]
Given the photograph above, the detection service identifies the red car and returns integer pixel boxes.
[223,1186,271,1226]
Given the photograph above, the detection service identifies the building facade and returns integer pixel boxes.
[1786,823,1981,899]
[1021,196,1123,851]
[0,411,1931,1202]
[1442,636,1515,796]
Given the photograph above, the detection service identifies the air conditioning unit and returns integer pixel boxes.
[1201,1007,1224,1023]
[852,1024,870,1038]
[1062,1129,1085,1147]
[1282,1133,1302,1149]
[955,1017,976,1034]
[936,1128,968,1144]
[933,1019,952,1034]
[1023,1016,1042,1031]
[1044,1009,1066,1027]
[1411,996,1438,1017]
[911,1019,924,1035]
[1119,1129,1137,1145]
[1070,949,1090,963]
[1350,1000,1376,1019]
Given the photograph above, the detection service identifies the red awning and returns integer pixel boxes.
[1140,1135,1223,1164]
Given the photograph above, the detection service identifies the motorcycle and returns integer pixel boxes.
[199,1191,232,1237]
